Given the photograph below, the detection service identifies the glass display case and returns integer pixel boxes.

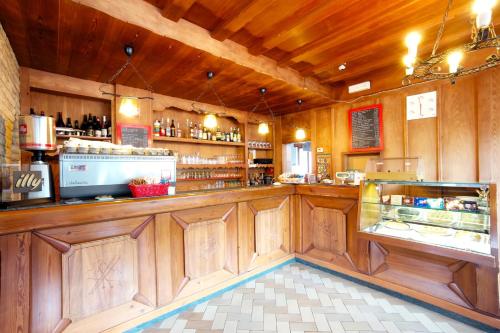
[359,180,494,255]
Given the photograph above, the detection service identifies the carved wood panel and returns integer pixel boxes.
[30,216,156,332]
[158,204,238,301]
[63,236,138,321]
[238,196,290,273]
[301,195,366,272]
[369,241,499,316]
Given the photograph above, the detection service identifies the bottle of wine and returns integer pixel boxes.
[101,116,107,137]
[56,112,65,127]
[74,120,80,130]
[170,119,176,137]
[65,117,72,128]
[192,123,197,139]
[202,127,207,140]
[95,117,102,131]
[81,115,88,131]
[86,120,94,137]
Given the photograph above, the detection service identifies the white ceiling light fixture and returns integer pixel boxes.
[403,0,499,85]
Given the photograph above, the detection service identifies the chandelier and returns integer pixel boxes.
[403,0,499,85]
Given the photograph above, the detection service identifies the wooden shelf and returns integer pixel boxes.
[177,164,246,169]
[177,177,242,182]
[249,164,274,168]
[248,147,272,150]
[56,135,111,141]
[154,136,244,147]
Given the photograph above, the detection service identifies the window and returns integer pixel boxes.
[283,141,312,175]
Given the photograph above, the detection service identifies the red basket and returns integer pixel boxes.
[128,183,169,198]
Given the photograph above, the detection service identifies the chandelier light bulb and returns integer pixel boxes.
[473,0,496,27]
[447,51,463,74]
[203,114,218,129]
[405,32,421,58]
[258,122,270,135]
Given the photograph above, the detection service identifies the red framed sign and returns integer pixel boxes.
[116,123,152,148]
[348,104,384,152]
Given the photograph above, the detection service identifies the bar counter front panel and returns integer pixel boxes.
[0,185,499,332]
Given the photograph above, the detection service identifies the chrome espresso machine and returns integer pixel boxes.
[59,153,176,199]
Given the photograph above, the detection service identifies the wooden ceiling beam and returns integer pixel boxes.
[210,0,276,41]
[72,0,334,99]
[161,0,196,22]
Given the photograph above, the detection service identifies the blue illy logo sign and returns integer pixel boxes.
[13,171,43,193]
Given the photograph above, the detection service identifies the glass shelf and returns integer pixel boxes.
[362,202,490,216]
[364,180,490,188]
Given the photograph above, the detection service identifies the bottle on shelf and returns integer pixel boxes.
[165,118,171,137]
[29,108,36,115]
[95,116,102,137]
[177,122,182,138]
[65,117,72,128]
[236,128,241,142]
[160,118,166,137]
[107,118,112,137]
[74,120,79,130]
[81,115,88,132]
[56,112,65,127]
[86,120,94,137]
[153,119,161,137]
[101,116,108,137]
[170,119,176,137]
[40,110,45,116]
[192,123,197,139]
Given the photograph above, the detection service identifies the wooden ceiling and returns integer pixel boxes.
[0,0,495,113]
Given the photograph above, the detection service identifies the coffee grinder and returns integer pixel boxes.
[18,115,56,202]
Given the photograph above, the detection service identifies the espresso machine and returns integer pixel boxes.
[18,115,56,202]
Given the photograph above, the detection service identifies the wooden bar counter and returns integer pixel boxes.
[1,184,499,332]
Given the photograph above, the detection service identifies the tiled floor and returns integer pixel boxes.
[137,263,492,333]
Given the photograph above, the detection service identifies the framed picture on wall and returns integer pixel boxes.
[348,104,384,152]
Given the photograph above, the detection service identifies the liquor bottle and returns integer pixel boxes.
[29,108,36,115]
[197,123,202,139]
[170,119,176,137]
[81,115,88,131]
[95,117,102,131]
[56,112,65,127]
[88,113,93,127]
[202,127,208,140]
[86,120,94,137]
[177,122,182,138]
[165,118,171,137]
[74,120,79,130]
[216,127,221,141]
[153,119,160,137]
[160,118,166,136]
[107,118,112,137]
[192,123,197,139]
[211,129,217,141]
[65,117,72,128]
[207,129,212,141]
[225,130,230,142]
[101,116,108,137]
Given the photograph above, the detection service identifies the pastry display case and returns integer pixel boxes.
[359,180,496,258]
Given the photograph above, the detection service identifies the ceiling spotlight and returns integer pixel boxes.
[338,63,347,71]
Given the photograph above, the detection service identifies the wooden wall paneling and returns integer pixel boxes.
[239,196,290,272]
[440,77,477,182]
[300,195,367,272]
[134,218,157,307]
[31,233,67,332]
[155,212,174,306]
[170,204,238,299]
[369,243,480,310]
[0,233,30,333]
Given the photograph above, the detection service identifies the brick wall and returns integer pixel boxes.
[0,22,20,165]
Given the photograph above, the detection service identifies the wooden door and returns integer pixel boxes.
[300,195,368,273]
[155,204,238,304]
[30,216,157,333]
[238,196,290,273]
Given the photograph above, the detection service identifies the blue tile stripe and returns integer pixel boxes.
[124,257,499,333]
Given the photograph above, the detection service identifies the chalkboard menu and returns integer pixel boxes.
[117,124,151,148]
[348,104,384,152]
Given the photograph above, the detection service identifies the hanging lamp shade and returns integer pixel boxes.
[119,97,140,117]
[203,114,217,129]
[295,128,306,141]
[258,122,270,135]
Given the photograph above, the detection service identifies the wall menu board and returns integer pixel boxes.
[348,104,384,152]
[116,123,151,148]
